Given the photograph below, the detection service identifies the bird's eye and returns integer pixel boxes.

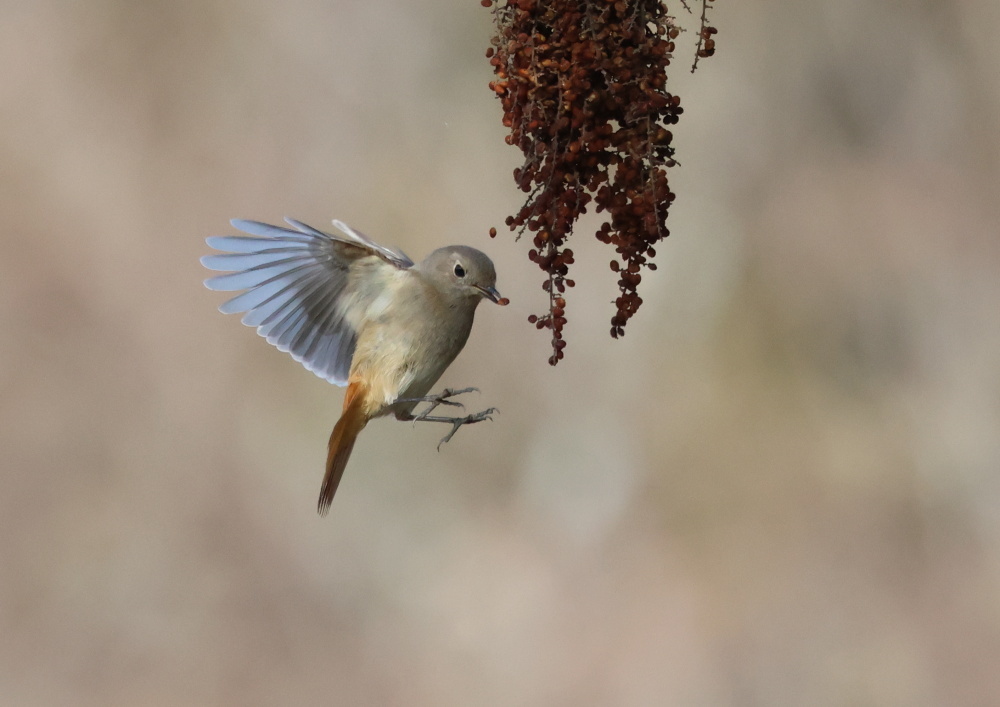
[453,263,466,278]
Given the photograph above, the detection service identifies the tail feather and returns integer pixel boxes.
[318,381,368,515]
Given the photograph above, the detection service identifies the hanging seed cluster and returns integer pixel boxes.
[482,0,717,364]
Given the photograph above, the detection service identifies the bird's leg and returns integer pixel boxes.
[394,387,478,417]
[410,408,499,451]
[394,388,497,450]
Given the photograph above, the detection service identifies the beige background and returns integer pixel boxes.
[3,1,999,704]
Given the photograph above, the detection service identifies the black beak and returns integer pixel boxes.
[475,285,508,305]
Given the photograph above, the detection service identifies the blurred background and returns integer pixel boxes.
[2,1,999,704]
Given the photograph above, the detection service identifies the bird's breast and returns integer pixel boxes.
[350,292,476,417]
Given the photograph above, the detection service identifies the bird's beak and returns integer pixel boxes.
[475,285,508,305]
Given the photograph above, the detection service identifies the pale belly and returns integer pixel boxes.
[349,307,474,418]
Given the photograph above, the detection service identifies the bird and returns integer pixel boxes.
[201,218,508,514]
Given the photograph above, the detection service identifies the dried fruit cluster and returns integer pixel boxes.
[482,0,717,364]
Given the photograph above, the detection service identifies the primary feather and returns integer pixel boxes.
[201,218,411,386]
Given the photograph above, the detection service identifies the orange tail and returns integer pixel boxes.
[318,381,368,515]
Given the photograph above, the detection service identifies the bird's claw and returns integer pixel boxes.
[397,387,481,419]
[429,407,499,450]
[395,387,497,449]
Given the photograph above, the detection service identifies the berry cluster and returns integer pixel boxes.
[482,0,717,364]
[683,0,718,70]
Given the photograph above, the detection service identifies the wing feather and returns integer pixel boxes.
[202,218,411,386]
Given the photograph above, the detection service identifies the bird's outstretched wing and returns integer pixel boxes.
[201,218,413,386]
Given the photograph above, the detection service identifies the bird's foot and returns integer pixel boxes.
[395,388,497,450]
[395,387,479,417]
[416,408,499,451]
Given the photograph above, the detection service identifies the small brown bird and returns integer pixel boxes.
[202,218,507,514]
